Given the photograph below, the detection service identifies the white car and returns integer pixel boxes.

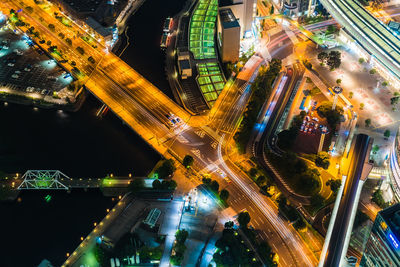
[7,63,14,67]
[11,74,19,79]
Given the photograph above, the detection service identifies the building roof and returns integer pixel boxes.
[219,8,240,29]
[85,16,112,37]
[380,203,400,240]
[179,59,191,70]
[61,0,103,13]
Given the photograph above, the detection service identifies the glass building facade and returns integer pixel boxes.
[360,204,400,267]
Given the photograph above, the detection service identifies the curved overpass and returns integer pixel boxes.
[320,0,400,81]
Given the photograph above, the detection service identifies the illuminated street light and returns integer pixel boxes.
[332,86,343,110]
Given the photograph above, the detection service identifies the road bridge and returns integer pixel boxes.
[318,134,373,267]
[16,170,133,190]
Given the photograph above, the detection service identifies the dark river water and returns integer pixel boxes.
[0,0,186,265]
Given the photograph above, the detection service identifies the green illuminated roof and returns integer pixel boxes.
[189,0,218,60]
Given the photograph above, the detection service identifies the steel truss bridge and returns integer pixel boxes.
[17,170,71,190]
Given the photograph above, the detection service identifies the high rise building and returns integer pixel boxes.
[219,0,256,37]
[217,8,240,63]
[360,204,400,267]
[279,0,317,17]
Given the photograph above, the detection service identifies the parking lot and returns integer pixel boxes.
[0,25,73,98]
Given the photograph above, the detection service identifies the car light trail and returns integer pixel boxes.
[217,134,314,266]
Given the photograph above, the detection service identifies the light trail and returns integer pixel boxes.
[217,134,314,266]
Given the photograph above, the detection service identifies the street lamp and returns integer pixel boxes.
[332,86,343,110]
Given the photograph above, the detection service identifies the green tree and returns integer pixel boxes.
[372,189,388,208]
[175,229,189,244]
[48,23,55,31]
[382,81,388,87]
[365,118,371,127]
[326,179,341,194]
[372,145,380,154]
[349,91,353,99]
[152,179,161,189]
[315,151,330,169]
[26,6,33,13]
[46,40,51,46]
[210,180,219,192]
[128,178,145,193]
[360,103,365,110]
[238,211,251,228]
[202,176,211,185]
[168,179,177,190]
[310,86,320,96]
[327,51,341,70]
[224,221,234,229]
[183,155,194,168]
[220,189,229,202]
[336,78,342,85]
[317,51,328,64]
[358,58,365,64]
[66,38,72,45]
[270,5,274,15]
[156,159,176,178]
[249,167,258,177]
[76,46,85,55]
[317,101,343,130]
[310,194,325,211]
[384,129,391,138]
[256,175,266,186]
[369,68,376,74]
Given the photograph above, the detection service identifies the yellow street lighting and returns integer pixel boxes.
[80,237,84,241]
[66,253,70,257]
[106,209,110,212]
[94,222,97,226]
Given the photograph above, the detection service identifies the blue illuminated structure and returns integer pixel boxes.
[360,203,400,266]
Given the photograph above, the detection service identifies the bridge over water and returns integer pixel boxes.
[16,170,133,190]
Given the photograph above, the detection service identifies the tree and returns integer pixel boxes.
[326,179,341,194]
[202,176,211,185]
[220,189,229,202]
[310,86,320,96]
[372,189,388,208]
[317,51,328,64]
[93,244,109,266]
[88,56,95,64]
[256,175,266,186]
[391,96,399,105]
[224,221,234,229]
[369,68,376,74]
[310,194,325,211]
[365,118,371,127]
[238,211,251,228]
[336,79,342,85]
[168,180,177,190]
[382,81,388,87]
[358,58,365,64]
[182,155,194,169]
[71,60,76,66]
[128,178,144,193]
[360,103,365,110]
[372,145,380,154]
[58,32,65,39]
[384,129,391,138]
[249,167,258,177]
[66,38,72,45]
[152,179,161,189]
[175,229,188,244]
[156,159,176,178]
[270,5,274,15]
[46,40,51,46]
[349,91,353,99]
[26,6,33,13]
[76,46,85,55]
[315,151,330,169]
[317,101,343,130]
[48,23,55,31]
[210,180,219,192]
[327,51,341,70]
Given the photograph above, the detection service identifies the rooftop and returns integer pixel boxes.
[61,0,103,13]
[219,8,240,29]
